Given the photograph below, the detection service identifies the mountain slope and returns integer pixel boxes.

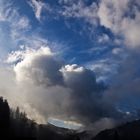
[93,120,140,140]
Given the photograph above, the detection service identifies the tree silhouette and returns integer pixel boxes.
[0,97,85,140]
[0,97,10,137]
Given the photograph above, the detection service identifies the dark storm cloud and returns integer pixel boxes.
[104,50,140,105]
[12,47,121,125]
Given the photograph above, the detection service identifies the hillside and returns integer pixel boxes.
[93,120,140,140]
[1,97,140,140]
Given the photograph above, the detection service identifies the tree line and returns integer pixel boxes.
[0,97,80,140]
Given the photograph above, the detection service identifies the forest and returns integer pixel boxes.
[0,97,81,140]
[1,97,140,140]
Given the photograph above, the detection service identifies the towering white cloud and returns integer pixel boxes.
[14,47,63,86]
[60,64,97,94]
[5,46,121,126]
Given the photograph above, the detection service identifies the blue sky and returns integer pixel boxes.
[0,0,140,125]
[0,0,124,81]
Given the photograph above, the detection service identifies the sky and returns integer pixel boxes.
[0,0,140,132]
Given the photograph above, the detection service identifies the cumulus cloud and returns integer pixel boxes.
[60,64,99,96]
[14,47,63,86]
[4,46,124,128]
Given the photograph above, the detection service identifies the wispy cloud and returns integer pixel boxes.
[59,0,98,26]
[58,0,140,49]
[98,34,110,44]
[98,0,140,48]
[0,2,30,30]
[28,0,51,21]
[0,1,31,52]
[86,58,119,82]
